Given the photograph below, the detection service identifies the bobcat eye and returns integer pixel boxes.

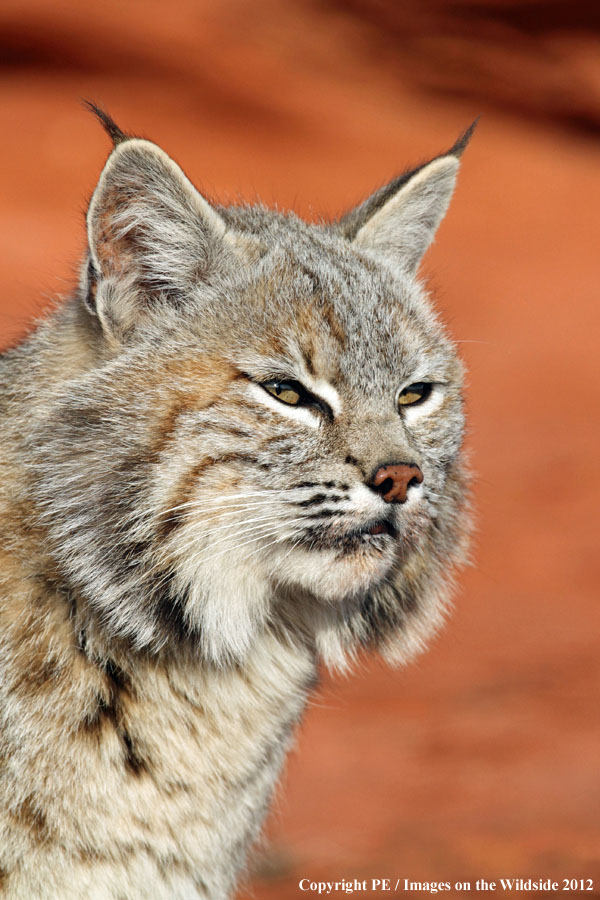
[262,379,303,406]
[397,382,432,409]
[256,377,334,421]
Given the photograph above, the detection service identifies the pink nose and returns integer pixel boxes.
[371,464,423,503]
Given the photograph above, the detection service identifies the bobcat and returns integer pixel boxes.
[0,106,474,899]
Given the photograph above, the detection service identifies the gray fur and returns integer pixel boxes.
[0,113,473,898]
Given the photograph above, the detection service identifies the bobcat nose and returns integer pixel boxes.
[370,463,423,503]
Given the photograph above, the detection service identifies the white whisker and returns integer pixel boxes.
[165,512,286,558]
[236,533,297,568]
[164,509,279,541]
[160,487,310,518]
[149,520,288,579]
[159,500,275,528]
[196,527,288,569]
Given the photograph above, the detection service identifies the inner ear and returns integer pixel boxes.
[339,122,476,274]
[84,138,238,343]
[87,139,228,294]
[352,155,459,273]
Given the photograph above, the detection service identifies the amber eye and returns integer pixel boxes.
[262,380,303,406]
[397,382,432,408]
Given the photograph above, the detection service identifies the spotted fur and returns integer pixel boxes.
[0,109,474,898]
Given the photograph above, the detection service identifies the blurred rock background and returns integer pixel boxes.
[0,1,598,896]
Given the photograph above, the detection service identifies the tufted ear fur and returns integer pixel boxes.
[85,125,232,343]
[340,121,477,273]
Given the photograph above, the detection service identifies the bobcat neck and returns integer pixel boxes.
[0,524,316,899]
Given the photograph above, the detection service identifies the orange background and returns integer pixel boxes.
[1,2,598,896]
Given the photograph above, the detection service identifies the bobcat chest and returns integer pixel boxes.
[5,632,315,899]
[84,642,313,896]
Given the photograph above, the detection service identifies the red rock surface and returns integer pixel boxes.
[1,2,598,897]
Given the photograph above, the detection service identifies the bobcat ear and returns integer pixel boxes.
[86,136,230,342]
[340,121,477,274]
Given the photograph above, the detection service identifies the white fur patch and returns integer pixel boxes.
[302,375,342,417]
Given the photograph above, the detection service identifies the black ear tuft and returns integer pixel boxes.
[338,120,477,243]
[83,100,128,146]
[447,117,480,159]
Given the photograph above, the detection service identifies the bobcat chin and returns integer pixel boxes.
[0,106,474,899]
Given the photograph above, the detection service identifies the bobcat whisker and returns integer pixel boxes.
[192,527,294,570]
[151,521,291,576]
[175,513,288,551]
[159,502,277,530]
[235,531,306,571]
[157,490,342,533]
[159,488,309,518]
[159,497,291,523]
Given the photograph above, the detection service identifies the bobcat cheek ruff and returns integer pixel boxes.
[0,107,474,899]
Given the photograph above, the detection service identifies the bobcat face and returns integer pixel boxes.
[188,242,465,607]
[31,114,472,667]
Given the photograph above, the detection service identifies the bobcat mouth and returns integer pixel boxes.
[359,519,397,538]
[295,517,397,554]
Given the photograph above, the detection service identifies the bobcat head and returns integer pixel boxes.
[31,108,474,669]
